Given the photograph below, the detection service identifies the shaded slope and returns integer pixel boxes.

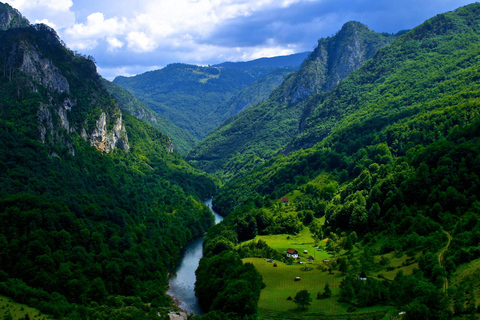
[113,62,301,140]
[0,7,217,319]
[188,21,397,180]
[102,78,197,154]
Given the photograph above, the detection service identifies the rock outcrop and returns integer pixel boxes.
[283,21,396,104]
[0,12,131,155]
[0,3,29,30]
[82,111,129,153]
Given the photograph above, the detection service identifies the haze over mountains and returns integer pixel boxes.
[112,52,309,144]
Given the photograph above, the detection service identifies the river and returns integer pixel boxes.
[166,198,223,315]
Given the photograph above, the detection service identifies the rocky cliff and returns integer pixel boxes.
[0,10,129,154]
[280,21,397,105]
[0,2,29,30]
[188,21,397,179]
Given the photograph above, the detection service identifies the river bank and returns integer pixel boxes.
[166,199,223,316]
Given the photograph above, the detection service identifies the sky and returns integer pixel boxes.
[5,0,476,80]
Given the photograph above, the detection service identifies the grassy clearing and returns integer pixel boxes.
[247,257,394,319]
[0,295,54,320]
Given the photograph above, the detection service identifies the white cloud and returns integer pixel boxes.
[126,31,158,53]
[5,0,75,28]
[61,0,307,54]
[107,37,124,51]
[65,12,127,38]
[35,19,56,28]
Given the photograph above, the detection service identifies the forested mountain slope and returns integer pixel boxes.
[188,21,397,180]
[213,51,309,69]
[0,3,217,319]
[113,55,305,141]
[204,4,480,319]
[101,78,197,154]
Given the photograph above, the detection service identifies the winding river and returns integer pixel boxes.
[167,198,223,315]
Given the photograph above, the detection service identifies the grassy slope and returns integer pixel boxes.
[0,295,54,320]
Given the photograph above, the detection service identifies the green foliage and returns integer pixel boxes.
[114,63,294,140]
[101,78,198,154]
[195,251,264,317]
[208,3,480,318]
[188,21,396,180]
[0,22,218,319]
[293,290,312,310]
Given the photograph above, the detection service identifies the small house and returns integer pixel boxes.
[295,277,301,281]
[303,250,308,254]
[358,271,367,281]
[281,197,289,203]
[286,248,299,259]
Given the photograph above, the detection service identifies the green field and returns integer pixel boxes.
[242,224,402,319]
[0,295,54,320]
[246,257,395,319]
[250,226,330,260]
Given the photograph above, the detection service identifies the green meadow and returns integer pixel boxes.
[0,295,54,320]
[240,219,428,319]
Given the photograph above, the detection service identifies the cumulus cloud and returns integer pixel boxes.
[126,32,158,52]
[35,19,56,28]
[106,37,124,51]
[6,0,475,80]
[5,0,75,28]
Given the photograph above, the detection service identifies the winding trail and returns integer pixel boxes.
[438,229,452,293]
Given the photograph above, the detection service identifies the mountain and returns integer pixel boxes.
[203,3,480,318]
[213,51,309,69]
[187,21,397,180]
[0,4,217,318]
[101,78,197,154]
[113,53,307,141]
[0,2,29,29]
[211,66,298,124]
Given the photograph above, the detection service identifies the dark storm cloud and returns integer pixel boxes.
[203,0,475,51]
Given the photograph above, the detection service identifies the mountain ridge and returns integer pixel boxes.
[187,21,397,180]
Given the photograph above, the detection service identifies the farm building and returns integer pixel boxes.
[286,248,299,259]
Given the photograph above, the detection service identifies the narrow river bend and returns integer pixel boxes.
[167,199,223,315]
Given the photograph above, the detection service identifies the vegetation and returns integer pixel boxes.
[198,3,480,319]
[0,18,217,319]
[293,290,312,310]
[113,63,300,140]
[187,21,397,181]
[101,78,198,154]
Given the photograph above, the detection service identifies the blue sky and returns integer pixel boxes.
[5,0,476,80]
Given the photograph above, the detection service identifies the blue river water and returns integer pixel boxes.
[166,199,223,315]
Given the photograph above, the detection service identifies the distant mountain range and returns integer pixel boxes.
[187,21,399,180]
[112,53,310,145]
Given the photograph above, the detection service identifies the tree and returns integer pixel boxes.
[323,283,332,298]
[293,290,312,310]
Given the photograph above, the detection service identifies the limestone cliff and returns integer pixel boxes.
[0,16,130,154]
[0,3,29,30]
[280,21,396,105]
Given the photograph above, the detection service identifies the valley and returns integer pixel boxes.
[0,1,480,320]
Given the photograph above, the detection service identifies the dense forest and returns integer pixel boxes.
[3,1,480,320]
[0,7,217,319]
[113,60,304,142]
[187,21,399,181]
[196,3,480,320]
[101,79,198,154]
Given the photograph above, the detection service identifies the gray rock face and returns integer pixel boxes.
[284,21,395,105]
[0,3,30,30]
[20,41,70,93]
[83,112,130,153]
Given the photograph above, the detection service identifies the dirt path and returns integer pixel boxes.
[439,229,452,293]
